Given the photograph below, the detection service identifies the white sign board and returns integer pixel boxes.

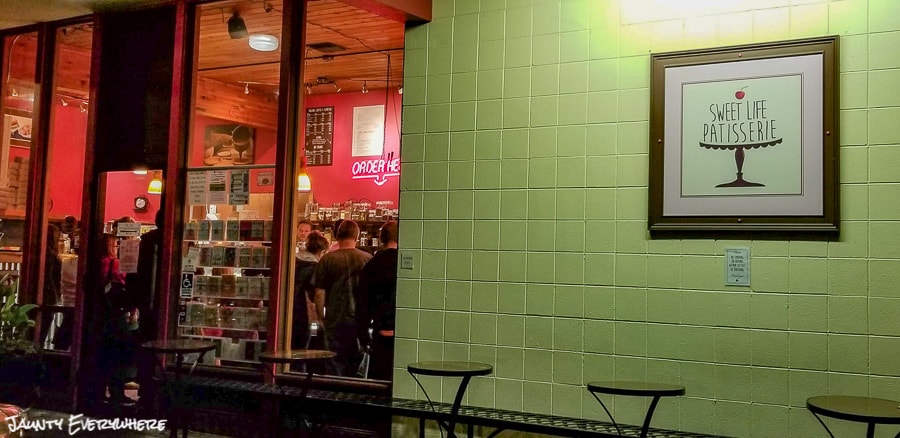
[116,222,142,237]
[725,247,750,286]
[352,105,385,157]
[187,171,208,205]
[208,170,228,204]
[118,240,140,273]
[180,273,194,298]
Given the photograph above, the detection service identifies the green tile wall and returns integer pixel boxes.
[394,1,900,437]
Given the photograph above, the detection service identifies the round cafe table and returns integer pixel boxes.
[807,395,900,438]
[407,361,493,438]
[587,380,685,438]
[258,349,336,435]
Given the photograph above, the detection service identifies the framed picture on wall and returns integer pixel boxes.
[203,124,254,166]
[648,36,839,232]
[5,109,31,148]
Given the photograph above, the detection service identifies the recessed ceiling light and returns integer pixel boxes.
[249,34,279,52]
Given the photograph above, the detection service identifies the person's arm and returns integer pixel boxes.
[314,288,326,323]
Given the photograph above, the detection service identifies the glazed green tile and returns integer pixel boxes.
[680,326,716,362]
[585,156,617,187]
[554,285,584,318]
[583,319,614,354]
[523,381,551,415]
[530,95,559,127]
[448,161,474,190]
[426,103,451,133]
[870,69,900,108]
[615,220,647,254]
[426,74,451,104]
[453,13,479,46]
[500,159,528,189]
[587,91,618,123]
[788,369,829,408]
[870,0,900,32]
[647,324,681,360]
[618,56,649,90]
[445,281,472,311]
[790,3,829,37]
[533,34,560,66]
[494,378,524,411]
[503,97,531,128]
[551,383,583,418]
[871,33,900,71]
[471,281,498,313]
[444,311,471,343]
[527,190,556,219]
[829,296,868,335]
[427,47,452,76]
[871,376,900,402]
[497,314,525,347]
[586,123,617,156]
[872,221,900,259]
[552,350,584,386]
[870,145,900,183]
[827,372,868,396]
[788,332,827,371]
[401,134,425,163]
[475,99,503,130]
[716,400,753,438]
[788,257,827,294]
[619,22,651,57]
[560,0,589,31]
[828,334,869,373]
[424,162,449,191]
[473,220,500,250]
[526,220,555,251]
[588,59,618,92]
[448,191,474,220]
[618,88,649,122]
[467,372,496,408]
[828,258,868,296]
[425,132,450,161]
[752,257,790,293]
[584,285,615,319]
[445,251,473,280]
[473,190,500,219]
[422,220,448,249]
[530,65,558,96]
[499,220,527,251]
[395,308,419,339]
[528,126,556,157]
[397,248,422,279]
[616,287,647,322]
[471,250,499,281]
[500,190,528,220]
[750,367,789,406]
[617,121,649,155]
[477,40,505,71]
[614,355,647,382]
[650,19,685,53]
[841,184,868,221]
[404,48,427,78]
[840,109,867,146]
[585,188,616,219]
[532,1,559,35]
[498,283,526,314]
[717,12,752,46]
[751,330,789,367]
[405,22,427,49]
[590,23,620,60]
[614,321,647,356]
[556,189,585,220]
[524,316,553,349]
[716,291,751,328]
[559,62,588,95]
[838,72,866,110]
[645,288,680,324]
[399,191,423,220]
[396,278,421,309]
[505,6,532,38]
[869,108,900,145]
[443,344,470,365]
[499,251,527,282]
[555,252,585,284]
[524,348,553,382]
[418,310,444,341]
[476,70,503,101]
[431,2,454,20]
[403,106,426,134]
[501,129,529,159]
[504,36,532,68]
[404,76,427,106]
[420,250,447,281]
[557,125,586,157]
[401,162,424,192]
[416,340,444,363]
[870,298,900,336]
[560,30,589,63]
[450,101,476,131]
[751,293,789,330]
[495,347,524,379]
[678,362,714,399]
[647,256,680,290]
[837,146,867,185]
[475,130,501,160]
[681,239,716,256]
[422,192,449,220]
[647,237,680,255]
[526,252,556,283]
[584,253,615,286]
[558,94,588,126]
[479,9,505,41]
[788,294,827,332]
[555,221,585,252]
[828,0,866,35]
[503,67,532,99]
[715,328,752,365]
[584,220,615,253]
[474,160,500,189]
[870,337,900,376]
[680,255,721,292]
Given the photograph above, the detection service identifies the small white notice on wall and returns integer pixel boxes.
[352,105,385,157]
[724,247,750,286]
[187,171,207,205]
[208,170,228,204]
[118,239,140,273]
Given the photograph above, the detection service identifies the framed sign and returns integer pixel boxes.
[648,37,839,232]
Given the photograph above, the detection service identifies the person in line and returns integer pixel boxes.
[41,224,63,349]
[98,230,133,405]
[312,220,371,376]
[297,220,313,248]
[129,210,163,407]
[292,231,329,351]
[328,219,344,252]
[356,221,398,380]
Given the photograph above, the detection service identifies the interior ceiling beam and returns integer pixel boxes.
[338,0,431,23]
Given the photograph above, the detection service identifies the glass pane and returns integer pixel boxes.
[177,0,283,368]
[40,23,94,352]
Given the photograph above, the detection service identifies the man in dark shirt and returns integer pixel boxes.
[357,221,398,380]
[312,220,371,376]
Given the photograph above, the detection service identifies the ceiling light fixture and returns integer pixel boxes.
[248,34,279,52]
[79,102,88,113]
[60,98,68,106]
[147,171,163,195]
[227,12,248,39]
[398,85,403,95]
[362,82,368,94]
[10,88,18,97]
[244,82,250,94]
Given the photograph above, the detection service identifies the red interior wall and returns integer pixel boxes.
[47,103,88,218]
[103,171,161,224]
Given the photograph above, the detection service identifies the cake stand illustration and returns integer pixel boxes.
[699,138,782,187]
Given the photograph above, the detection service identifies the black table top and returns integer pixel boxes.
[807,395,900,424]
[407,361,493,377]
[140,339,217,354]
[587,381,685,397]
[258,349,336,364]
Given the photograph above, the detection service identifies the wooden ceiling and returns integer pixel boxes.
[4,0,404,106]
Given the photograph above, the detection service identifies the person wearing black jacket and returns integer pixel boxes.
[356,221,398,380]
[292,231,329,351]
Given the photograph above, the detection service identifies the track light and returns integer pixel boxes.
[10,88,18,97]
[227,12,248,39]
[80,102,88,113]
[398,85,403,95]
[306,84,312,95]
[362,82,368,94]
[60,98,69,106]
[244,82,250,94]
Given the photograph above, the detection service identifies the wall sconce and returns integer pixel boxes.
[147,171,163,194]
[297,171,312,192]
[362,81,368,94]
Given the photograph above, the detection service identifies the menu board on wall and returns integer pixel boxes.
[305,107,334,166]
[352,105,384,157]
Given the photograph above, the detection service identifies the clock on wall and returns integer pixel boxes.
[133,195,149,212]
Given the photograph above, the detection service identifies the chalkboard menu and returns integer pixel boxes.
[305,107,334,166]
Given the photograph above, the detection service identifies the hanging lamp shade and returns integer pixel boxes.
[148,172,163,194]
[297,172,312,192]
[228,12,248,39]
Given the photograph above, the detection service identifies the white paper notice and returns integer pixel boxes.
[118,239,140,273]
[208,170,228,204]
[116,222,142,237]
[183,246,200,271]
[188,172,207,205]
[229,169,249,205]
[352,105,385,157]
